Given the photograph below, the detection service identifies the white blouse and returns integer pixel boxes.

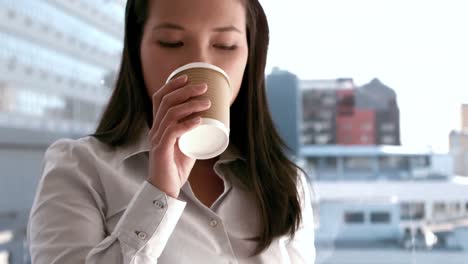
[27,125,316,263]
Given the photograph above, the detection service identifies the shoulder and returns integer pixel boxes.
[39,136,120,203]
[44,136,116,165]
[41,136,120,187]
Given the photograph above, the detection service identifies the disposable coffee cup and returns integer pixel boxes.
[166,62,232,160]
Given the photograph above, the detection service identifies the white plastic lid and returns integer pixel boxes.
[178,118,230,160]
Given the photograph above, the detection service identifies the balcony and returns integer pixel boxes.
[0,55,110,105]
[45,0,124,40]
[0,111,96,135]
[0,6,120,71]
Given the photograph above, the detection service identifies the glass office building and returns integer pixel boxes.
[0,0,125,135]
[0,1,126,262]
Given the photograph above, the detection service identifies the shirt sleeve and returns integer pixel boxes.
[285,170,316,264]
[27,139,186,264]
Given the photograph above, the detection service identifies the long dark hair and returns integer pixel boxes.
[93,0,305,255]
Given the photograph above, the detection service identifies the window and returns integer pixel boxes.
[400,202,425,220]
[360,135,369,143]
[361,122,373,131]
[379,156,406,170]
[433,202,446,216]
[381,123,396,132]
[306,157,318,168]
[24,16,32,26]
[344,212,365,224]
[315,134,332,144]
[448,202,461,216]
[24,66,33,76]
[300,134,313,144]
[322,157,337,169]
[55,31,63,39]
[319,110,333,119]
[41,24,49,32]
[323,96,335,106]
[7,57,16,71]
[68,36,76,44]
[410,156,430,168]
[370,212,391,223]
[7,9,16,19]
[381,135,395,144]
[343,123,352,130]
[313,121,331,132]
[344,157,373,170]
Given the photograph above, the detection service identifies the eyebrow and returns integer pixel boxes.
[152,23,242,33]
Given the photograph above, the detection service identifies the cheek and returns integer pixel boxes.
[140,43,175,97]
[228,54,248,104]
[230,76,242,105]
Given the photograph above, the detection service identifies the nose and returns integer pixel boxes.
[186,43,211,65]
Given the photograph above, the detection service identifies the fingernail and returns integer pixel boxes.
[176,75,188,82]
[196,84,208,91]
[202,99,211,106]
[190,117,201,123]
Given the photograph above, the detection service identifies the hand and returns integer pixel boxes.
[146,75,211,198]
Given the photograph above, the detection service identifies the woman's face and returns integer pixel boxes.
[140,0,249,106]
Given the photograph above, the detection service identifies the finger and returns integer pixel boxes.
[158,117,202,152]
[151,75,188,123]
[152,98,211,142]
[148,75,188,136]
[150,83,208,136]
[156,83,207,120]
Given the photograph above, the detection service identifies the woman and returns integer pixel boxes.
[27,0,315,263]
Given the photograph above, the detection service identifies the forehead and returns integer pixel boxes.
[146,0,247,28]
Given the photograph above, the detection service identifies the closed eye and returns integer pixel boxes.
[158,41,183,48]
[213,44,238,51]
[158,41,237,51]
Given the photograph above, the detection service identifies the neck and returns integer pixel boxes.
[189,157,222,186]
[194,157,219,169]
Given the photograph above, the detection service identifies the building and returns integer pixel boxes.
[0,0,125,261]
[267,73,401,147]
[300,78,400,146]
[301,78,355,145]
[266,67,302,157]
[449,104,468,176]
[356,78,401,145]
[300,145,433,181]
[0,0,125,136]
[450,130,468,176]
[299,144,463,251]
[461,104,468,130]
[266,71,465,262]
[315,198,401,246]
[336,109,376,145]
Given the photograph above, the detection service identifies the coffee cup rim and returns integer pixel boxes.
[179,118,230,160]
[166,62,232,89]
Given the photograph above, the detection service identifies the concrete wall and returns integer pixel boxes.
[0,126,80,264]
[315,200,401,243]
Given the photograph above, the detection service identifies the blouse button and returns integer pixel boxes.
[153,199,165,209]
[136,231,147,240]
[209,219,218,227]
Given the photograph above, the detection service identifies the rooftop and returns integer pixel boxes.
[300,145,434,157]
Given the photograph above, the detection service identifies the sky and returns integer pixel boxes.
[259,0,468,152]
